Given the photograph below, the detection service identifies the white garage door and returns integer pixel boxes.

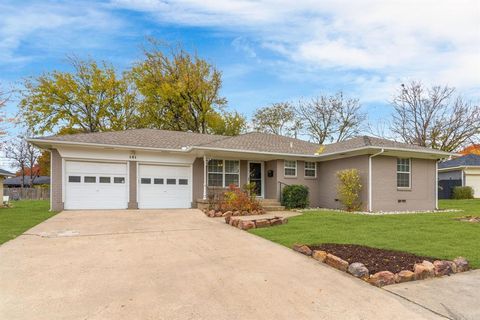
[466,175,480,198]
[65,161,128,209]
[138,164,192,209]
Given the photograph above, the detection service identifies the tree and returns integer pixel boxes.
[37,151,51,176]
[18,57,139,135]
[391,82,480,152]
[129,40,236,134]
[5,137,28,190]
[207,111,246,136]
[296,92,366,144]
[25,138,41,187]
[252,102,301,137]
[0,86,9,138]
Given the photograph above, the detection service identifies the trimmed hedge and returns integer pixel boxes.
[281,185,309,209]
[452,186,474,199]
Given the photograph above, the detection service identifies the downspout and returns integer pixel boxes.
[368,149,385,212]
[435,160,439,210]
[203,155,208,200]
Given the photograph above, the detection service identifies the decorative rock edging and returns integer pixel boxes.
[225,215,288,230]
[203,209,266,218]
[291,243,471,287]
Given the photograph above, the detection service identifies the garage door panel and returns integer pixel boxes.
[65,161,128,210]
[466,175,480,198]
[138,164,192,209]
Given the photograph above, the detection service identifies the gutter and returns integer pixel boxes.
[368,149,385,212]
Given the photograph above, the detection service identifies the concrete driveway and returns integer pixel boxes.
[0,209,442,320]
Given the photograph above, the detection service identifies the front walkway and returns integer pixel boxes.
[0,209,440,319]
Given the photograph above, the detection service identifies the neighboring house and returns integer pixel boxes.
[3,176,51,188]
[438,154,480,199]
[0,169,15,199]
[28,129,452,212]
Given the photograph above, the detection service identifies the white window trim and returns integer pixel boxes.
[397,158,411,189]
[304,161,317,178]
[207,159,240,187]
[284,160,297,177]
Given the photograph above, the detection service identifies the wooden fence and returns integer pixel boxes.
[3,187,50,200]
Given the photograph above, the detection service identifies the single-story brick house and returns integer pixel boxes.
[28,129,452,212]
[438,154,480,199]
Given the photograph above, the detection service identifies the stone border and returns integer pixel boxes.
[292,244,470,287]
[202,209,266,218]
[225,216,288,230]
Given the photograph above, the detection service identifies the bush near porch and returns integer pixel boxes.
[250,199,480,269]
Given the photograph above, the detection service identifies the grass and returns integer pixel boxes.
[250,199,480,268]
[0,200,54,245]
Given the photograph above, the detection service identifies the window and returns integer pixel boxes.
[179,179,188,185]
[114,177,125,184]
[284,160,297,177]
[141,178,151,184]
[68,176,81,183]
[154,178,164,185]
[99,177,111,183]
[84,176,96,183]
[167,179,176,185]
[304,162,316,178]
[207,159,240,187]
[397,158,411,188]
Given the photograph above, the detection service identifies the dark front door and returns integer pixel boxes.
[249,162,262,197]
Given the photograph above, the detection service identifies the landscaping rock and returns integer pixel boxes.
[214,211,223,217]
[369,271,396,287]
[241,211,249,216]
[292,244,312,256]
[433,260,455,277]
[224,216,231,224]
[233,210,241,216]
[414,261,435,280]
[446,261,457,273]
[270,218,283,226]
[238,220,255,230]
[251,210,258,215]
[395,270,415,283]
[231,218,240,227]
[208,209,215,217]
[222,211,233,217]
[453,257,469,272]
[348,262,369,279]
[325,253,349,272]
[312,250,327,262]
[255,219,270,228]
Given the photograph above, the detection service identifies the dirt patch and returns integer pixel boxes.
[455,216,480,223]
[309,243,440,274]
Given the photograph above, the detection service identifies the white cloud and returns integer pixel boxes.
[110,0,480,100]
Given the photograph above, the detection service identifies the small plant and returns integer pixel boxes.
[337,169,362,211]
[281,185,309,209]
[452,186,474,199]
[220,184,262,212]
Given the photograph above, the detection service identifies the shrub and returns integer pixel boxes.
[219,184,262,212]
[452,186,474,199]
[281,185,309,209]
[337,169,362,211]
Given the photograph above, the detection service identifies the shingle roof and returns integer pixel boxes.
[439,154,480,169]
[3,176,50,186]
[30,129,447,157]
[0,168,14,177]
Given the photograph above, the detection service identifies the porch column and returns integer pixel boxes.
[203,155,207,200]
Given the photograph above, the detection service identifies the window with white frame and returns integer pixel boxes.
[304,161,316,177]
[207,159,240,187]
[397,158,411,188]
[284,160,297,177]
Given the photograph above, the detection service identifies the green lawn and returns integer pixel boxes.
[250,199,480,268]
[0,200,54,245]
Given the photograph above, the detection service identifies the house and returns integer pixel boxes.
[0,169,15,199]
[438,154,480,199]
[3,176,51,188]
[28,129,452,212]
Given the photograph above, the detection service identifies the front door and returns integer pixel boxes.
[249,162,263,197]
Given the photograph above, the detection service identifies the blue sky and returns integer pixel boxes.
[0,0,479,168]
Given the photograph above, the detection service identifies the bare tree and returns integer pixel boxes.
[296,92,366,144]
[26,139,41,187]
[391,81,480,151]
[4,137,28,191]
[252,102,302,137]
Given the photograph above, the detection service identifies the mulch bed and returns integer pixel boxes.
[309,243,440,274]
